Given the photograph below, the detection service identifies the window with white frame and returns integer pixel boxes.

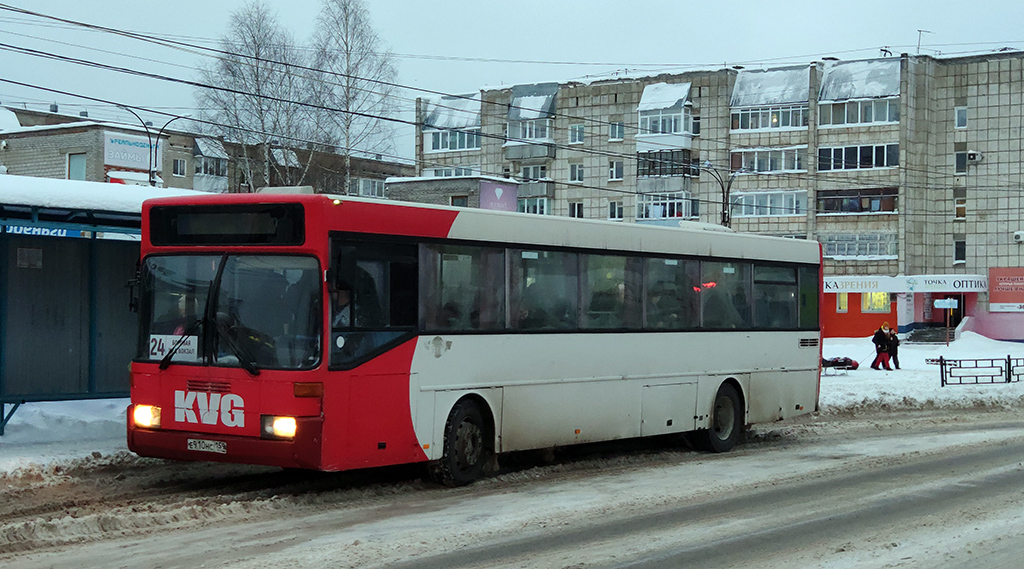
[861,292,891,313]
[731,104,809,130]
[353,178,385,198]
[67,153,86,180]
[817,144,898,170]
[569,162,584,182]
[731,190,807,217]
[569,202,584,218]
[518,197,549,215]
[509,119,553,141]
[521,164,547,181]
[569,124,584,144]
[172,158,187,177]
[819,97,899,126]
[608,160,624,181]
[954,106,968,129]
[609,122,625,141]
[636,192,693,219]
[954,197,967,219]
[730,147,807,173]
[954,236,966,264]
[608,201,624,221]
[195,156,227,177]
[819,232,899,258]
[639,107,692,135]
[428,128,481,152]
[432,166,478,177]
[836,293,848,313]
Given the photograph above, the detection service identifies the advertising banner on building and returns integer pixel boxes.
[479,180,518,212]
[104,131,161,171]
[989,267,1024,312]
[823,274,987,293]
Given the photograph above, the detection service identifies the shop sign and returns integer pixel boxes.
[823,275,987,294]
[989,267,1024,312]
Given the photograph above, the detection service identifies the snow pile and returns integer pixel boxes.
[2,332,1023,473]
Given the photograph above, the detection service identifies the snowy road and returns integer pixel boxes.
[4,407,1024,568]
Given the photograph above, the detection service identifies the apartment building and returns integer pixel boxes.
[414,52,1024,339]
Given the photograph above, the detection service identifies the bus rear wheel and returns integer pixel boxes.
[694,383,743,453]
[431,399,492,487]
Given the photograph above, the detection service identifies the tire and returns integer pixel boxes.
[694,383,743,453]
[430,399,492,487]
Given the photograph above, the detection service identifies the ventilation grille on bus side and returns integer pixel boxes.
[186,380,232,393]
[799,338,820,348]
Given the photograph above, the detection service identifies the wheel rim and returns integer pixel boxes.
[453,419,483,472]
[712,394,735,440]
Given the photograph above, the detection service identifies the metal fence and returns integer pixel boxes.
[928,356,1024,387]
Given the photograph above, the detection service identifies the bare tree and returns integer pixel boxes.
[310,0,398,194]
[195,0,329,190]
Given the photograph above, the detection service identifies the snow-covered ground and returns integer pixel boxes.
[2,331,1022,473]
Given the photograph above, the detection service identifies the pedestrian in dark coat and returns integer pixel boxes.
[870,324,893,370]
[887,329,901,370]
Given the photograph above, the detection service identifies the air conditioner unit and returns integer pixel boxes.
[1014,231,1024,243]
[967,151,983,163]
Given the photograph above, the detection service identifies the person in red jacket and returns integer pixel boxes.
[870,323,893,370]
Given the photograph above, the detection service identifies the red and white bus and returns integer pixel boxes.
[128,193,822,485]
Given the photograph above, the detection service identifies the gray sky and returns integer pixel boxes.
[2,0,1023,160]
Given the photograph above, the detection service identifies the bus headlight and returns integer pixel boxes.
[261,415,297,440]
[133,405,161,429]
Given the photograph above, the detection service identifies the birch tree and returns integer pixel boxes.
[310,0,398,194]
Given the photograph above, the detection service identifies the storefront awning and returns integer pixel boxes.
[824,274,988,293]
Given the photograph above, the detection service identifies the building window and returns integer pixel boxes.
[67,153,87,180]
[954,107,968,129]
[638,149,697,177]
[861,292,891,313]
[518,197,549,215]
[819,97,899,126]
[353,178,385,198]
[731,104,809,130]
[509,119,552,141]
[521,164,547,181]
[450,195,469,207]
[608,160,624,181]
[820,232,899,258]
[837,293,848,313]
[196,156,227,177]
[569,162,584,183]
[954,238,966,264]
[608,201,624,221]
[817,144,898,171]
[428,128,481,152]
[691,114,700,135]
[954,152,968,174]
[172,158,187,177]
[637,192,693,219]
[954,197,967,219]
[731,191,807,217]
[569,202,584,218]
[569,124,584,144]
[432,166,477,177]
[816,187,898,214]
[730,147,807,174]
[609,122,625,141]
[639,107,691,135]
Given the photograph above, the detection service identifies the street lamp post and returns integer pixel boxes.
[703,161,741,228]
[118,106,182,186]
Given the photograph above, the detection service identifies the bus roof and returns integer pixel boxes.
[142,193,821,265]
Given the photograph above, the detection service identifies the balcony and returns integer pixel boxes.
[518,180,555,198]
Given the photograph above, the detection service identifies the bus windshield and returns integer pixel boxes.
[138,254,322,370]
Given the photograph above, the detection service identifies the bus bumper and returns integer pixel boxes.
[127,411,324,470]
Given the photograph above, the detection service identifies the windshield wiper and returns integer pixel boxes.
[158,317,203,370]
[212,315,261,377]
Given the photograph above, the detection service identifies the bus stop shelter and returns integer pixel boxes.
[0,174,199,434]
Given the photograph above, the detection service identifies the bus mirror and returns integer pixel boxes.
[125,278,139,313]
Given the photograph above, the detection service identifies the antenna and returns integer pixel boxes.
[916,30,933,55]
[880,46,893,57]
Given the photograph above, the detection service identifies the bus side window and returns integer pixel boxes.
[420,244,506,331]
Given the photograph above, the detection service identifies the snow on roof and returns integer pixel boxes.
[820,58,901,101]
[0,107,21,131]
[638,82,691,112]
[385,175,517,185]
[195,137,229,159]
[0,174,201,213]
[271,149,302,169]
[508,83,559,121]
[107,171,164,186]
[423,94,481,130]
[730,65,810,107]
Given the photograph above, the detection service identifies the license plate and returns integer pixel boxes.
[187,438,227,454]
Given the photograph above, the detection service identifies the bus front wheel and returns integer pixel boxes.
[430,399,492,487]
[694,383,743,453]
